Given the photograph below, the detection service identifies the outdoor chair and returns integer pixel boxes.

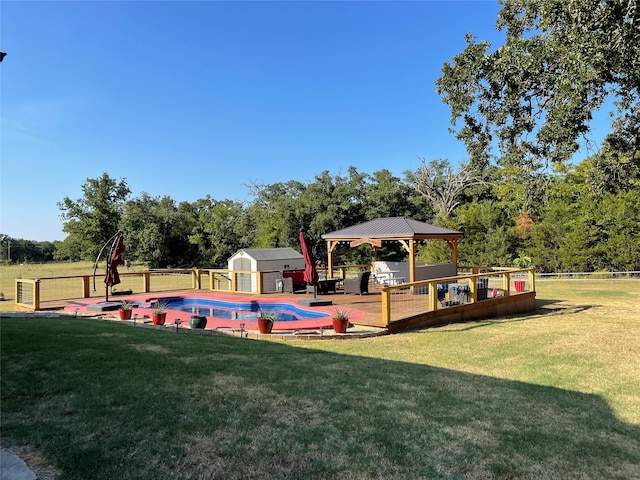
[280,277,295,293]
[283,270,307,291]
[437,284,447,306]
[343,271,370,295]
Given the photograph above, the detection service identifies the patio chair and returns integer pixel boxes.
[437,284,447,306]
[281,277,295,293]
[343,271,370,295]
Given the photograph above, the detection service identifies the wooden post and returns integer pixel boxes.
[408,240,416,284]
[528,268,536,292]
[469,277,477,303]
[446,238,459,274]
[256,271,263,294]
[429,282,438,311]
[192,269,201,290]
[83,276,91,298]
[381,288,391,326]
[326,240,338,279]
[34,279,41,311]
[143,272,151,293]
[503,272,510,296]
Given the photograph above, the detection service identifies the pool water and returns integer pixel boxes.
[163,297,328,322]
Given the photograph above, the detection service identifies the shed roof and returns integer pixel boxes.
[322,217,461,240]
[233,247,303,261]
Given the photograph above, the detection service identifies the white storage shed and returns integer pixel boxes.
[227,248,305,293]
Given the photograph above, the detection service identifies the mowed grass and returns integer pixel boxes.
[1,279,640,479]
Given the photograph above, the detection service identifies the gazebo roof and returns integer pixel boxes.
[321,217,461,241]
[322,217,461,281]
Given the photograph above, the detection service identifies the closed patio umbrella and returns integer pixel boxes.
[104,232,125,300]
[300,229,319,298]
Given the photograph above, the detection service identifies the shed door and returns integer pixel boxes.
[233,257,252,292]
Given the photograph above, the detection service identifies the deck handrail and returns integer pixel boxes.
[379,268,536,325]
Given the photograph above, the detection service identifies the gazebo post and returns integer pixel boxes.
[409,240,416,284]
[446,239,459,274]
[398,239,417,285]
[326,240,338,279]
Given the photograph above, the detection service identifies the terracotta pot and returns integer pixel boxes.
[152,313,166,325]
[257,317,274,334]
[332,318,349,334]
[119,309,132,320]
[190,315,207,329]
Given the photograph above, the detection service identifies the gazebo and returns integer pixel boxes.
[321,217,462,283]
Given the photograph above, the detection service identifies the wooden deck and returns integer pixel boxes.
[235,284,536,332]
[35,282,537,333]
[36,287,386,324]
[270,288,388,328]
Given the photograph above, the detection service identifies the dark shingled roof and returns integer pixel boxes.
[322,217,461,239]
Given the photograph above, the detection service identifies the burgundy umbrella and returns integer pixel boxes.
[105,232,125,290]
[300,229,318,297]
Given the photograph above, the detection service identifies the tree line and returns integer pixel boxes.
[3,147,635,274]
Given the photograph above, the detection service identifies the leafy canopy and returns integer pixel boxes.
[57,173,131,260]
[437,0,640,169]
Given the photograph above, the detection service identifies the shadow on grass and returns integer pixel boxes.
[535,298,561,308]
[532,297,599,319]
[1,317,639,480]
[424,300,598,333]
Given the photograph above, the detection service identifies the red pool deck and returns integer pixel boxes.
[64,291,368,331]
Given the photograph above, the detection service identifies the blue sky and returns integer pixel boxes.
[0,1,604,242]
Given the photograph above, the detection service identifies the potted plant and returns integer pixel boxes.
[513,255,532,269]
[118,300,134,320]
[0,292,4,302]
[190,314,207,329]
[152,300,168,325]
[257,310,277,334]
[332,307,350,334]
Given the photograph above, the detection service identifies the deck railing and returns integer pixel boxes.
[13,268,302,311]
[15,269,203,311]
[15,265,536,328]
[380,268,536,326]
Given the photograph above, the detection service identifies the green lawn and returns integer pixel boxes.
[1,279,639,479]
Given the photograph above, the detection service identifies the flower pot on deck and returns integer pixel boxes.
[152,313,166,325]
[332,318,349,334]
[190,315,207,329]
[514,280,525,293]
[257,317,274,334]
[119,309,132,320]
